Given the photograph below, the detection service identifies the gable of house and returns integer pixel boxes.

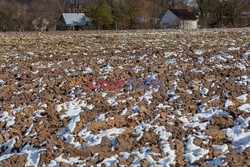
[160,10,179,28]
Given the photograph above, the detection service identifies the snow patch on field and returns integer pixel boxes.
[238,104,250,113]
[185,135,209,164]
[206,144,229,166]
[225,116,250,153]
[0,112,15,127]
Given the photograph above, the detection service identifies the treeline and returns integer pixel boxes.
[196,0,250,27]
[0,0,63,31]
[0,0,174,31]
[0,0,249,31]
[83,0,193,29]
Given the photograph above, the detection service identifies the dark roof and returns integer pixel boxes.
[170,9,197,20]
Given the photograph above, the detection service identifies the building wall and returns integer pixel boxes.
[160,10,180,29]
[180,20,198,29]
[160,10,198,29]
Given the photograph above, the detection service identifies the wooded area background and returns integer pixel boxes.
[0,0,249,31]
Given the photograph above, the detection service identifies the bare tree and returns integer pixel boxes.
[0,1,26,31]
[196,0,249,27]
[178,0,189,7]
[113,0,151,29]
[223,0,248,25]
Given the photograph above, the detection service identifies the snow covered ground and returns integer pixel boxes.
[0,28,249,166]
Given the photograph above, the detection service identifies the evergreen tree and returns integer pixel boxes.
[83,2,114,29]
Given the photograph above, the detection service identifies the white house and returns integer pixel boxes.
[160,9,198,29]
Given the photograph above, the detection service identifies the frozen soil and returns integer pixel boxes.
[0,29,249,166]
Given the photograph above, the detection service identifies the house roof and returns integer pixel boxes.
[169,9,197,20]
[61,13,90,26]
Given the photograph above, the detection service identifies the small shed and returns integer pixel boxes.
[160,9,198,29]
[56,13,91,30]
